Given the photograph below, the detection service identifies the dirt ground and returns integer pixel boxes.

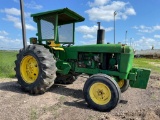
[0,73,160,120]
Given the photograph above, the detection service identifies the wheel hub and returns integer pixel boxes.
[89,82,111,105]
[20,55,39,84]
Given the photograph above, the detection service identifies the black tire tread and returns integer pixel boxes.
[83,74,121,112]
[120,80,129,93]
[15,45,57,94]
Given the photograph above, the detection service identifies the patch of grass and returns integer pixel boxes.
[87,115,95,120]
[150,93,158,100]
[0,50,18,78]
[59,95,66,102]
[133,58,160,73]
[30,108,38,120]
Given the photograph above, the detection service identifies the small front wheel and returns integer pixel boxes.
[83,74,121,112]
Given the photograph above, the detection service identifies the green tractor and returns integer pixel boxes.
[15,8,151,111]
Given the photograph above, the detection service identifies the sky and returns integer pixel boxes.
[0,0,160,50]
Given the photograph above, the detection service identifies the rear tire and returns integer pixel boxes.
[83,74,121,112]
[15,45,57,94]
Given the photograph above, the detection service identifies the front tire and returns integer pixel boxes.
[118,80,129,93]
[83,74,121,112]
[15,45,57,94]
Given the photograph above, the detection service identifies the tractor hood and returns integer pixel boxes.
[64,44,133,54]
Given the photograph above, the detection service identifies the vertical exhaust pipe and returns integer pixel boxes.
[20,0,27,49]
[97,22,105,44]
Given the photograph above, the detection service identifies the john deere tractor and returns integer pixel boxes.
[15,8,151,111]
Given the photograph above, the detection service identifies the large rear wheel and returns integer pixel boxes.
[83,74,121,111]
[15,45,57,94]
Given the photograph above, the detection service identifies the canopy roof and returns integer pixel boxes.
[31,8,85,25]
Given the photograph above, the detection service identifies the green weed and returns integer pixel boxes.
[30,108,38,120]
[59,95,66,102]
[87,115,95,120]
[150,93,158,100]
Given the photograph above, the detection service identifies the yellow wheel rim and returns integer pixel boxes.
[89,82,111,105]
[20,55,39,84]
[118,80,124,88]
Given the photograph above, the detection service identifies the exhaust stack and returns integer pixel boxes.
[20,0,27,49]
[97,22,105,44]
